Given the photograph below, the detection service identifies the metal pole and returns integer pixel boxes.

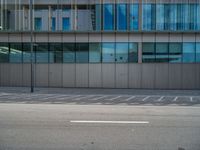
[30,0,34,92]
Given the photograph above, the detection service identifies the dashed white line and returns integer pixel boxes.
[89,96,107,101]
[142,96,150,101]
[190,97,193,102]
[70,120,149,124]
[124,96,135,101]
[105,96,121,101]
[157,96,164,102]
[173,97,178,102]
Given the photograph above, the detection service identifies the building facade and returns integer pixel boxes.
[0,0,200,89]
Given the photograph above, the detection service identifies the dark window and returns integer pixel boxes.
[142,43,155,62]
[63,43,75,63]
[0,43,9,63]
[89,43,101,63]
[155,43,169,62]
[23,43,32,63]
[34,18,42,31]
[9,43,22,63]
[169,43,182,63]
[35,43,49,63]
[49,43,63,63]
[129,43,138,63]
[76,43,89,63]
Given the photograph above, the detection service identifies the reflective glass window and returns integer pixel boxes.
[63,18,70,31]
[116,43,128,63]
[129,43,138,63]
[102,43,115,63]
[130,4,139,30]
[156,43,169,62]
[169,43,182,63]
[35,43,49,63]
[90,5,101,31]
[117,4,127,30]
[142,43,155,62]
[169,4,177,31]
[103,4,114,30]
[183,43,195,63]
[49,43,63,63]
[182,4,190,30]
[156,4,164,30]
[23,43,32,63]
[52,17,56,31]
[89,43,101,63]
[142,4,155,30]
[197,4,200,30]
[63,43,75,63]
[196,43,200,63]
[34,18,42,31]
[0,43,9,63]
[9,43,22,63]
[77,5,90,31]
[164,4,170,30]
[76,43,89,63]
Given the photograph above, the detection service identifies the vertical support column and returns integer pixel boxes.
[48,5,51,31]
[138,42,142,63]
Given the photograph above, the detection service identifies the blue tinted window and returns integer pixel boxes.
[142,43,155,62]
[95,5,101,31]
[196,43,200,63]
[142,4,155,30]
[34,18,42,31]
[117,4,127,30]
[129,43,138,63]
[63,18,70,31]
[130,4,139,30]
[169,43,182,63]
[76,43,89,63]
[63,43,75,63]
[182,4,190,30]
[0,43,9,63]
[156,43,169,62]
[23,43,32,63]
[183,43,195,63]
[49,43,63,63]
[103,4,114,30]
[116,43,128,63]
[102,43,115,63]
[156,4,164,30]
[169,4,177,31]
[89,43,101,63]
[9,43,22,63]
[52,17,56,31]
[197,4,200,30]
[35,43,49,63]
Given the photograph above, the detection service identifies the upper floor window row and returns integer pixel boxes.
[0,3,199,32]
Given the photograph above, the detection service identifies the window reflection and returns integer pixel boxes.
[169,43,182,63]
[49,43,63,63]
[116,43,128,63]
[142,43,155,62]
[63,43,75,63]
[117,4,127,31]
[76,43,89,63]
[89,43,101,63]
[103,4,114,30]
[0,43,9,63]
[182,43,195,63]
[156,43,169,62]
[129,43,138,63]
[102,43,115,63]
[35,43,49,63]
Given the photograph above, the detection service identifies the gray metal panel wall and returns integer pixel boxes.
[22,64,31,87]
[35,64,49,87]
[196,64,200,89]
[116,64,128,88]
[75,64,89,88]
[0,64,10,86]
[182,64,196,89]
[168,64,182,89]
[63,64,76,88]
[155,64,169,89]
[89,64,102,88]
[49,64,62,87]
[128,64,142,88]
[10,64,23,86]
[141,64,155,89]
[102,64,115,88]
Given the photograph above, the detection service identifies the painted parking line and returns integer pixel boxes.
[156,96,164,102]
[89,95,108,101]
[173,97,178,102]
[142,96,150,102]
[124,96,135,101]
[105,96,122,101]
[190,97,193,102]
[73,95,95,101]
[70,120,149,124]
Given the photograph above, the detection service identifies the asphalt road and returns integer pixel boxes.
[0,104,200,150]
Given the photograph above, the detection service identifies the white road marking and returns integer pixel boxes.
[157,96,164,102]
[90,96,107,101]
[190,97,193,102]
[173,97,178,102]
[124,96,135,101]
[70,120,149,124]
[142,96,150,101]
[106,96,121,101]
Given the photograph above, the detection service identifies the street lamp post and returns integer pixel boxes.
[30,0,34,93]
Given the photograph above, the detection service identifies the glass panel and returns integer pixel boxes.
[49,43,63,63]
[130,4,139,30]
[197,4,200,30]
[23,43,32,63]
[76,43,89,63]
[9,43,22,63]
[89,43,101,63]
[0,43,9,63]
[77,5,90,31]
[142,4,155,30]
[156,4,164,30]
[102,43,115,63]
[169,4,177,31]
[169,43,182,63]
[164,4,170,30]
[103,4,114,30]
[116,43,128,63]
[142,43,155,62]
[156,43,169,62]
[196,43,200,63]
[52,17,56,31]
[117,4,127,31]
[182,4,190,30]
[63,43,75,63]
[34,18,42,31]
[35,43,49,63]
[89,4,101,31]
[62,17,70,31]
[129,43,138,63]
[182,43,195,63]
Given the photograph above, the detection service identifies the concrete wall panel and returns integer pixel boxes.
[196,34,200,42]
[183,33,195,42]
[102,64,115,88]
[102,33,115,42]
[35,64,49,87]
[89,33,101,42]
[169,33,182,42]
[22,64,31,87]
[22,33,31,42]
[10,64,23,86]
[0,64,10,86]
[182,64,196,89]
[49,33,62,42]
[76,64,89,87]
[141,64,155,89]
[9,33,22,42]
[116,64,128,88]
[63,64,75,87]
[116,33,128,42]
[128,64,142,88]
[35,33,48,42]
[129,33,142,42]
[156,33,169,42]
[89,64,102,88]
[49,64,62,87]
[63,34,75,42]
[142,33,155,42]
[0,34,9,42]
[76,33,89,42]
[155,64,169,89]
[168,64,182,89]
[196,64,200,89]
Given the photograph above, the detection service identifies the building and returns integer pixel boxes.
[0,0,200,89]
